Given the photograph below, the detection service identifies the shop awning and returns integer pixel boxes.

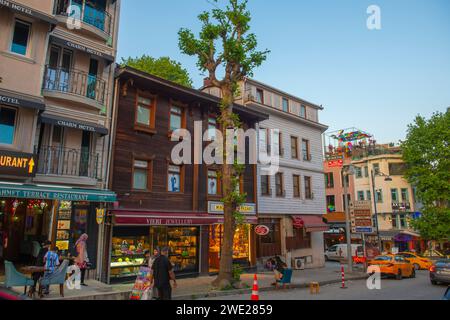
[111,210,258,226]
[49,35,114,64]
[0,1,58,25]
[292,215,329,232]
[0,89,45,111]
[0,182,116,202]
[40,113,109,136]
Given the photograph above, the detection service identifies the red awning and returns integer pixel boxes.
[110,210,258,226]
[292,215,329,232]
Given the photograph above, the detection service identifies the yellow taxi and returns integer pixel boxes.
[367,255,415,280]
[396,252,433,270]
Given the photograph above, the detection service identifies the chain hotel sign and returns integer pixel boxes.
[0,150,37,177]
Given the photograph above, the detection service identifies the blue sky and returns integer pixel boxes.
[117,0,450,143]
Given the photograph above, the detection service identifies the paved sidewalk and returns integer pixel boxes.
[2,262,368,300]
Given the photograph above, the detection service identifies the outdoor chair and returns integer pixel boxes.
[276,268,293,289]
[3,261,35,296]
[38,259,69,298]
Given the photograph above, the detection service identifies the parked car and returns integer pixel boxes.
[423,249,450,260]
[325,244,363,261]
[367,255,415,280]
[396,252,433,270]
[0,291,21,300]
[430,259,450,285]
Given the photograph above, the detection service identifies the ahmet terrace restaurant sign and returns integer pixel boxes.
[0,150,37,177]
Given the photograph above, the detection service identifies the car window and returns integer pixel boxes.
[436,261,450,268]
[374,256,392,261]
[395,256,405,262]
[328,246,337,252]
[402,254,413,258]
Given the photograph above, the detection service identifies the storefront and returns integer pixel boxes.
[0,182,116,270]
[105,210,257,283]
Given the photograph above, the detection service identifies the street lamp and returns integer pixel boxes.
[371,169,393,254]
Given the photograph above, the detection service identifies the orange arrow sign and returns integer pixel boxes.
[28,158,35,174]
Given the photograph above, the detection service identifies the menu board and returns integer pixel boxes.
[55,201,72,253]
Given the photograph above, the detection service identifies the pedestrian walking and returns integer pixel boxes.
[151,247,177,300]
[42,243,60,295]
[74,233,89,286]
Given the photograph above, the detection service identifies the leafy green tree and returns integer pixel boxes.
[401,112,450,241]
[178,0,269,288]
[121,55,193,88]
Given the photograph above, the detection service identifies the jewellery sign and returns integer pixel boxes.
[0,150,37,177]
[350,200,374,234]
[208,201,256,215]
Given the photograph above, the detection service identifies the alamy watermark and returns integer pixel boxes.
[367,5,382,30]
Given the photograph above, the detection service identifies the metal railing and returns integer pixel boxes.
[35,145,102,180]
[54,0,112,36]
[43,65,106,105]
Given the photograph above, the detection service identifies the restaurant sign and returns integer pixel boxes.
[208,201,256,215]
[0,150,37,177]
[350,200,374,234]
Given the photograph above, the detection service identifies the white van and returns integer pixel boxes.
[325,244,363,261]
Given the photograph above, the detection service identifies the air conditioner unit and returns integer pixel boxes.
[292,257,305,270]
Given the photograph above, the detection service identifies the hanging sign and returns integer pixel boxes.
[96,208,105,225]
[255,225,270,236]
[0,150,37,177]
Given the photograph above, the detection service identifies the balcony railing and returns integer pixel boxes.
[43,65,106,106]
[55,0,112,36]
[35,146,102,180]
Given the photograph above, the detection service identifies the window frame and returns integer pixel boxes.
[0,106,18,146]
[293,174,301,198]
[401,188,409,202]
[256,88,264,104]
[300,105,307,119]
[131,157,153,192]
[302,139,311,161]
[260,174,271,196]
[325,172,334,188]
[134,90,157,133]
[282,97,289,112]
[168,100,187,134]
[290,136,299,159]
[304,176,313,199]
[207,168,221,197]
[357,191,365,201]
[275,172,285,197]
[10,19,32,57]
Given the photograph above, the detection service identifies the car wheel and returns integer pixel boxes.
[413,264,420,271]
[396,270,403,280]
[410,269,416,278]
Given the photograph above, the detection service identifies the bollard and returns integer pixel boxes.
[251,274,259,301]
[340,264,347,289]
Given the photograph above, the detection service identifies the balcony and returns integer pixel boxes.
[35,146,102,181]
[54,0,113,40]
[42,65,106,110]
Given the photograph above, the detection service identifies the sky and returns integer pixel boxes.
[117,0,450,144]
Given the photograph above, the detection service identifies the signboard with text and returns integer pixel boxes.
[0,150,37,177]
[208,201,256,215]
[350,201,374,234]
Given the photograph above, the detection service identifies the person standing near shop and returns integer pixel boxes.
[75,233,89,286]
[42,243,60,295]
[31,240,51,294]
[151,247,177,300]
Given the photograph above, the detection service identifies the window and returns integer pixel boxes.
[272,130,282,156]
[259,219,280,244]
[261,175,271,196]
[399,214,407,228]
[256,88,264,104]
[293,175,301,198]
[208,170,219,195]
[355,167,363,178]
[302,139,311,161]
[376,189,383,203]
[135,94,155,130]
[207,116,217,140]
[392,214,398,228]
[325,172,334,188]
[364,166,369,177]
[358,191,365,201]
[401,188,409,202]
[304,176,312,199]
[259,128,269,154]
[366,190,372,201]
[300,105,306,118]
[373,163,380,175]
[0,107,17,145]
[11,20,30,55]
[168,165,183,192]
[169,105,184,131]
[391,189,399,202]
[275,173,284,197]
[326,195,336,212]
[290,136,298,159]
[341,171,350,187]
[133,160,150,190]
[282,98,289,112]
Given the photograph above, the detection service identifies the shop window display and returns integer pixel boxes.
[166,227,198,273]
[110,234,150,280]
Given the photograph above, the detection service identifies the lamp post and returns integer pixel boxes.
[371,169,392,254]
[342,165,354,272]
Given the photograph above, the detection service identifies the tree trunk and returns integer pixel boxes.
[212,87,238,288]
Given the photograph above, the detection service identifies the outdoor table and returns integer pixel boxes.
[20,266,46,298]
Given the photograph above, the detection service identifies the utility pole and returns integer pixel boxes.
[371,170,383,253]
[342,165,353,272]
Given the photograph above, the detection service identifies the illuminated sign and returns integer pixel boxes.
[0,150,37,177]
[208,201,256,215]
[255,225,270,236]
[327,159,344,168]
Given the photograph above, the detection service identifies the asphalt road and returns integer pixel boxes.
[203,270,447,300]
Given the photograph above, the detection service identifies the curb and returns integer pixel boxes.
[174,274,370,300]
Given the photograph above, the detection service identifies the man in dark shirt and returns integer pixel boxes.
[151,247,177,300]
